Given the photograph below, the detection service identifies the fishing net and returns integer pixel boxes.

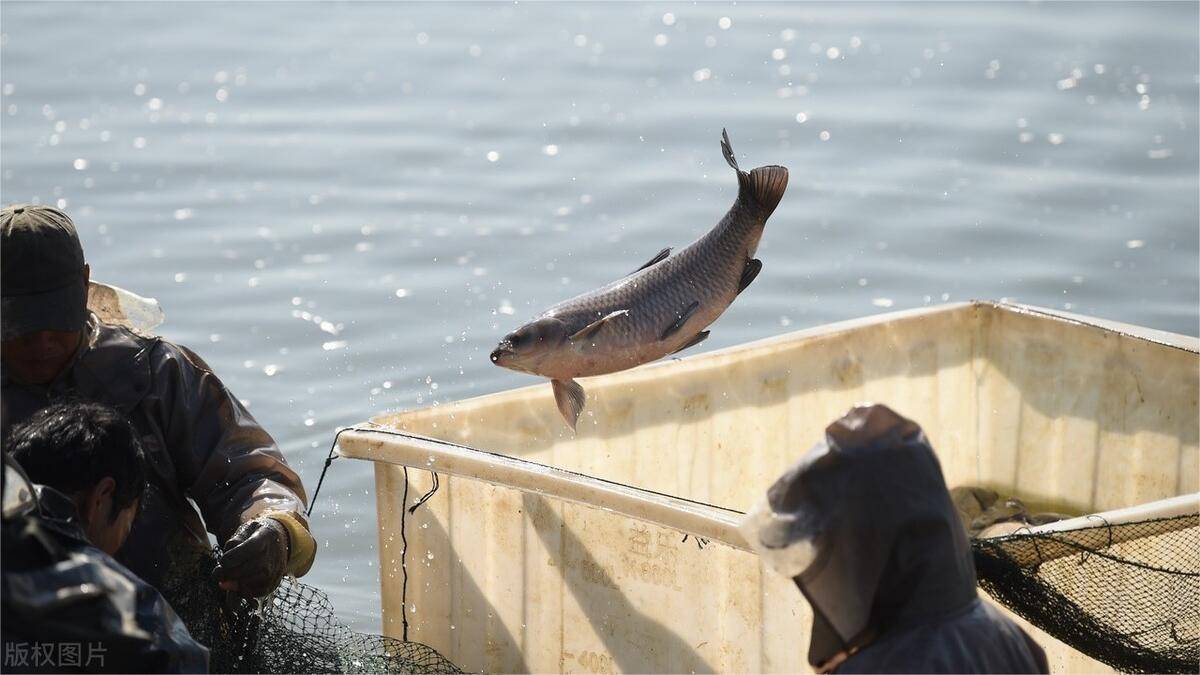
[972,514,1199,674]
[159,547,463,674]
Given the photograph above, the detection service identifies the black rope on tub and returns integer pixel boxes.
[399,466,441,642]
[305,427,354,519]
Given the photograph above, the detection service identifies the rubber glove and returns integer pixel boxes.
[214,516,290,597]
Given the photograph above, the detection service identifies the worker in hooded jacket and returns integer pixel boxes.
[741,403,1049,673]
[0,203,316,600]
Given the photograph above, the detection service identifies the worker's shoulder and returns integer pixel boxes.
[92,319,214,376]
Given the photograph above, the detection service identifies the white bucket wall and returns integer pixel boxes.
[351,302,1199,673]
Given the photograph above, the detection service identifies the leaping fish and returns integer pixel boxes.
[490,129,788,429]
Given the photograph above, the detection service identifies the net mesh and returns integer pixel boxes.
[972,514,1199,674]
[160,548,462,674]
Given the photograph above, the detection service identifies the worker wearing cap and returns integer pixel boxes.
[0,203,316,600]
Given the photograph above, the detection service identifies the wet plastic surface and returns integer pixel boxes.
[87,281,165,334]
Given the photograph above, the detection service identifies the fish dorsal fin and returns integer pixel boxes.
[630,247,671,275]
[551,378,586,430]
[569,309,629,343]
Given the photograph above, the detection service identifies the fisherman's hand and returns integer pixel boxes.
[214,517,290,597]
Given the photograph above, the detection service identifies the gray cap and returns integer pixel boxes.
[1,204,88,340]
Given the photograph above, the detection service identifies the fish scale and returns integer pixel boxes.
[492,129,788,428]
[541,189,769,366]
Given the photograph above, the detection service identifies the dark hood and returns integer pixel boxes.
[742,404,977,668]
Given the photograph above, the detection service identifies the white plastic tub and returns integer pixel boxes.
[340,302,1199,673]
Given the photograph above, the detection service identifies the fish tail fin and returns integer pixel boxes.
[744,165,789,214]
[722,129,788,214]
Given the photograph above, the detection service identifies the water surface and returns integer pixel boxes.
[2,2,1197,631]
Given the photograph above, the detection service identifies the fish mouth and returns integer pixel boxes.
[490,341,513,364]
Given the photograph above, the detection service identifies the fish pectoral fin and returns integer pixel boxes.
[569,309,629,343]
[737,259,762,295]
[660,301,700,340]
[551,379,586,430]
[629,247,671,275]
[671,330,710,355]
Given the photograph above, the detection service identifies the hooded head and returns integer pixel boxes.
[490,317,568,375]
[740,404,977,669]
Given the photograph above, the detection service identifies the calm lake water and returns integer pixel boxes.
[2,2,1197,632]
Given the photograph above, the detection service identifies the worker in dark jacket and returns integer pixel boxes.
[741,403,1049,673]
[2,403,208,673]
[0,203,315,599]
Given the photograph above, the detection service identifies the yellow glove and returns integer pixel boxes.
[264,511,317,577]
